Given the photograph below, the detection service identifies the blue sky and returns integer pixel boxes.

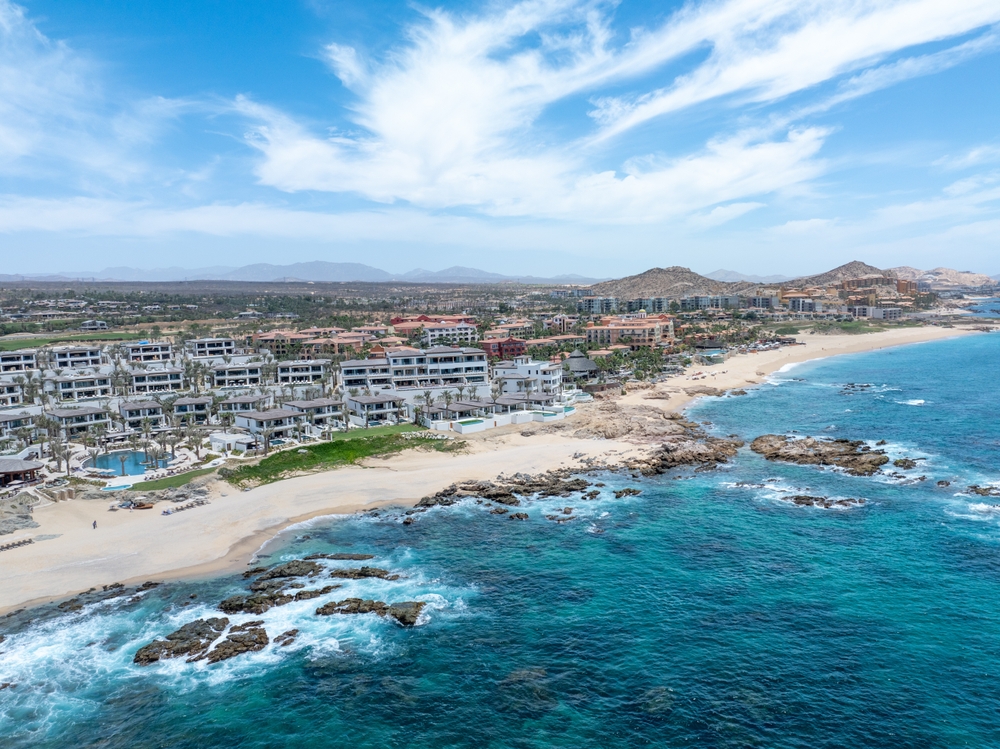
[1,0,999,277]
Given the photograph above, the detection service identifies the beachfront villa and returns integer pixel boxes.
[345,393,406,426]
[284,398,345,429]
[0,411,36,442]
[0,457,43,487]
[218,394,269,414]
[50,346,103,369]
[46,406,111,437]
[493,356,563,395]
[173,396,213,424]
[277,360,329,385]
[119,401,166,430]
[51,371,113,401]
[0,379,23,408]
[234,408,303,440]
[131,366,185,394]
[212,362,263,388]
[124,341,173,362]
[0,349,38,373]
[339,345,488,396]
[186,337,237,358]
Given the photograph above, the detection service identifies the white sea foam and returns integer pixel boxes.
[896,399,926,406]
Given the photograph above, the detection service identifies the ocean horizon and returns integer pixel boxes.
[3,333,1000,747]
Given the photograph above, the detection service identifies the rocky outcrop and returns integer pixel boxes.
[417,474,593,508]
[329,566,400,581]
[509,513,529,520]
[893,458,918,469]
[0,494,40,536]
[202,622,269,663]
[750,435,889,476]
[303,553,375,561]
[636,435,744,474]
[315,598,426,626]
[253,560,322,581]
[274,629,299,647]
[784,495,866,509]
[968,485,1000,497]
[134,617,229,665]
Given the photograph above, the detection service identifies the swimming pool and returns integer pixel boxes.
[86,451,168,476]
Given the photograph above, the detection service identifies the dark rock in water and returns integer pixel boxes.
[219,591,293,615]
[402,517,415,525]
[387,601,426,627]
[729,389,748,396]
[490,507,509,515]
[968,485,1000,497]
[202,625,269,663]
[893,458,918,469]
[786,495,866,509]
[750,435,888,476]
[614,488,642,498]
[294,585,339,601]
[876,440,888,446]
[242,566,268,579]
[303,553,375,561]
[0,682,14,690]
[329,566,399,581]
[509,512,529,520]
[274,629,299,647]
[134,617,229,665]
[584,490,599,499]
[0,634,5,645]
[937,480,951,487]
[253,560,322,581]
[315,598,426,627]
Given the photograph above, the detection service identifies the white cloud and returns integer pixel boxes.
[238,0,1000,224]
[772,217,833,234]
[689,201,766,228]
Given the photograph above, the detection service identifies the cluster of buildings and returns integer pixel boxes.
[574,275,930,320]
[0,321,593,453]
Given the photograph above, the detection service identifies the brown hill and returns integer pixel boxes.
[888,266,994,288]
[588,266,753,299]
[785,261,890,288]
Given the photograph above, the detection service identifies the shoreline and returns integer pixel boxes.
[0,323,991,615]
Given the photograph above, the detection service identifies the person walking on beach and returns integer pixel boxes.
[92,520,97,530]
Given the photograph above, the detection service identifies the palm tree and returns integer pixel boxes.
[261,427,274,456]
[455,384,467,401]
[140,417,153,460]
[118,452,128,477]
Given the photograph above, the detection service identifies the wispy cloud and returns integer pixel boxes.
[239,0,1000,223]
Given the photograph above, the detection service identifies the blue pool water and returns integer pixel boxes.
[4,333,1000,747]
[86,450,168,476]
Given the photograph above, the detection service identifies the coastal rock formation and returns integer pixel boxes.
[303,553,375,561]
[315,598,426,627]
[329,566,400,581]
[417,474,593,508]
[509,513,529,520]
[134,617,229,665]
[636,435,744,474]
[202,622,269,663]
[893,458,919,469]
[968,485,1000,497]
[750,435,889,476]
[253,560,322,581]
[274,629,299,647]
[784,495,866,509]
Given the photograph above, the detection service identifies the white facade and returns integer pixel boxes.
[47,406,111,437]
[119,401,166,430]
[131,367,184,394]
[52,372,113,401]
[234,409,302,439]
[0,379,23,408]
[212,363,263,387]
[186,337,236,358]
[125,342,173,362]
[494,356,563,395]
[420,322,479,346]
[277,360,329,384]
[0,349,37,373]
[340,346,488,394]
[51,346,103,369]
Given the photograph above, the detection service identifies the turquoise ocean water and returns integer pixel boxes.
[3,334,1000,747]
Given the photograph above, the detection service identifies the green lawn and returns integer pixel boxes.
[129,467,217,491]
[220,428,458,487]
[326,423,422,440]
[0,332,145,351]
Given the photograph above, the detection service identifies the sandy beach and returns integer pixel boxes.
[0,324,988,614]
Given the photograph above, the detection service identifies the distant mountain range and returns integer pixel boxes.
[0,262,609,286]
[705,269,792,284]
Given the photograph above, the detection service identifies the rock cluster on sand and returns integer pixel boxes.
[0,494,41,536]
[417,473,593,508]
[749,435,890,476]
